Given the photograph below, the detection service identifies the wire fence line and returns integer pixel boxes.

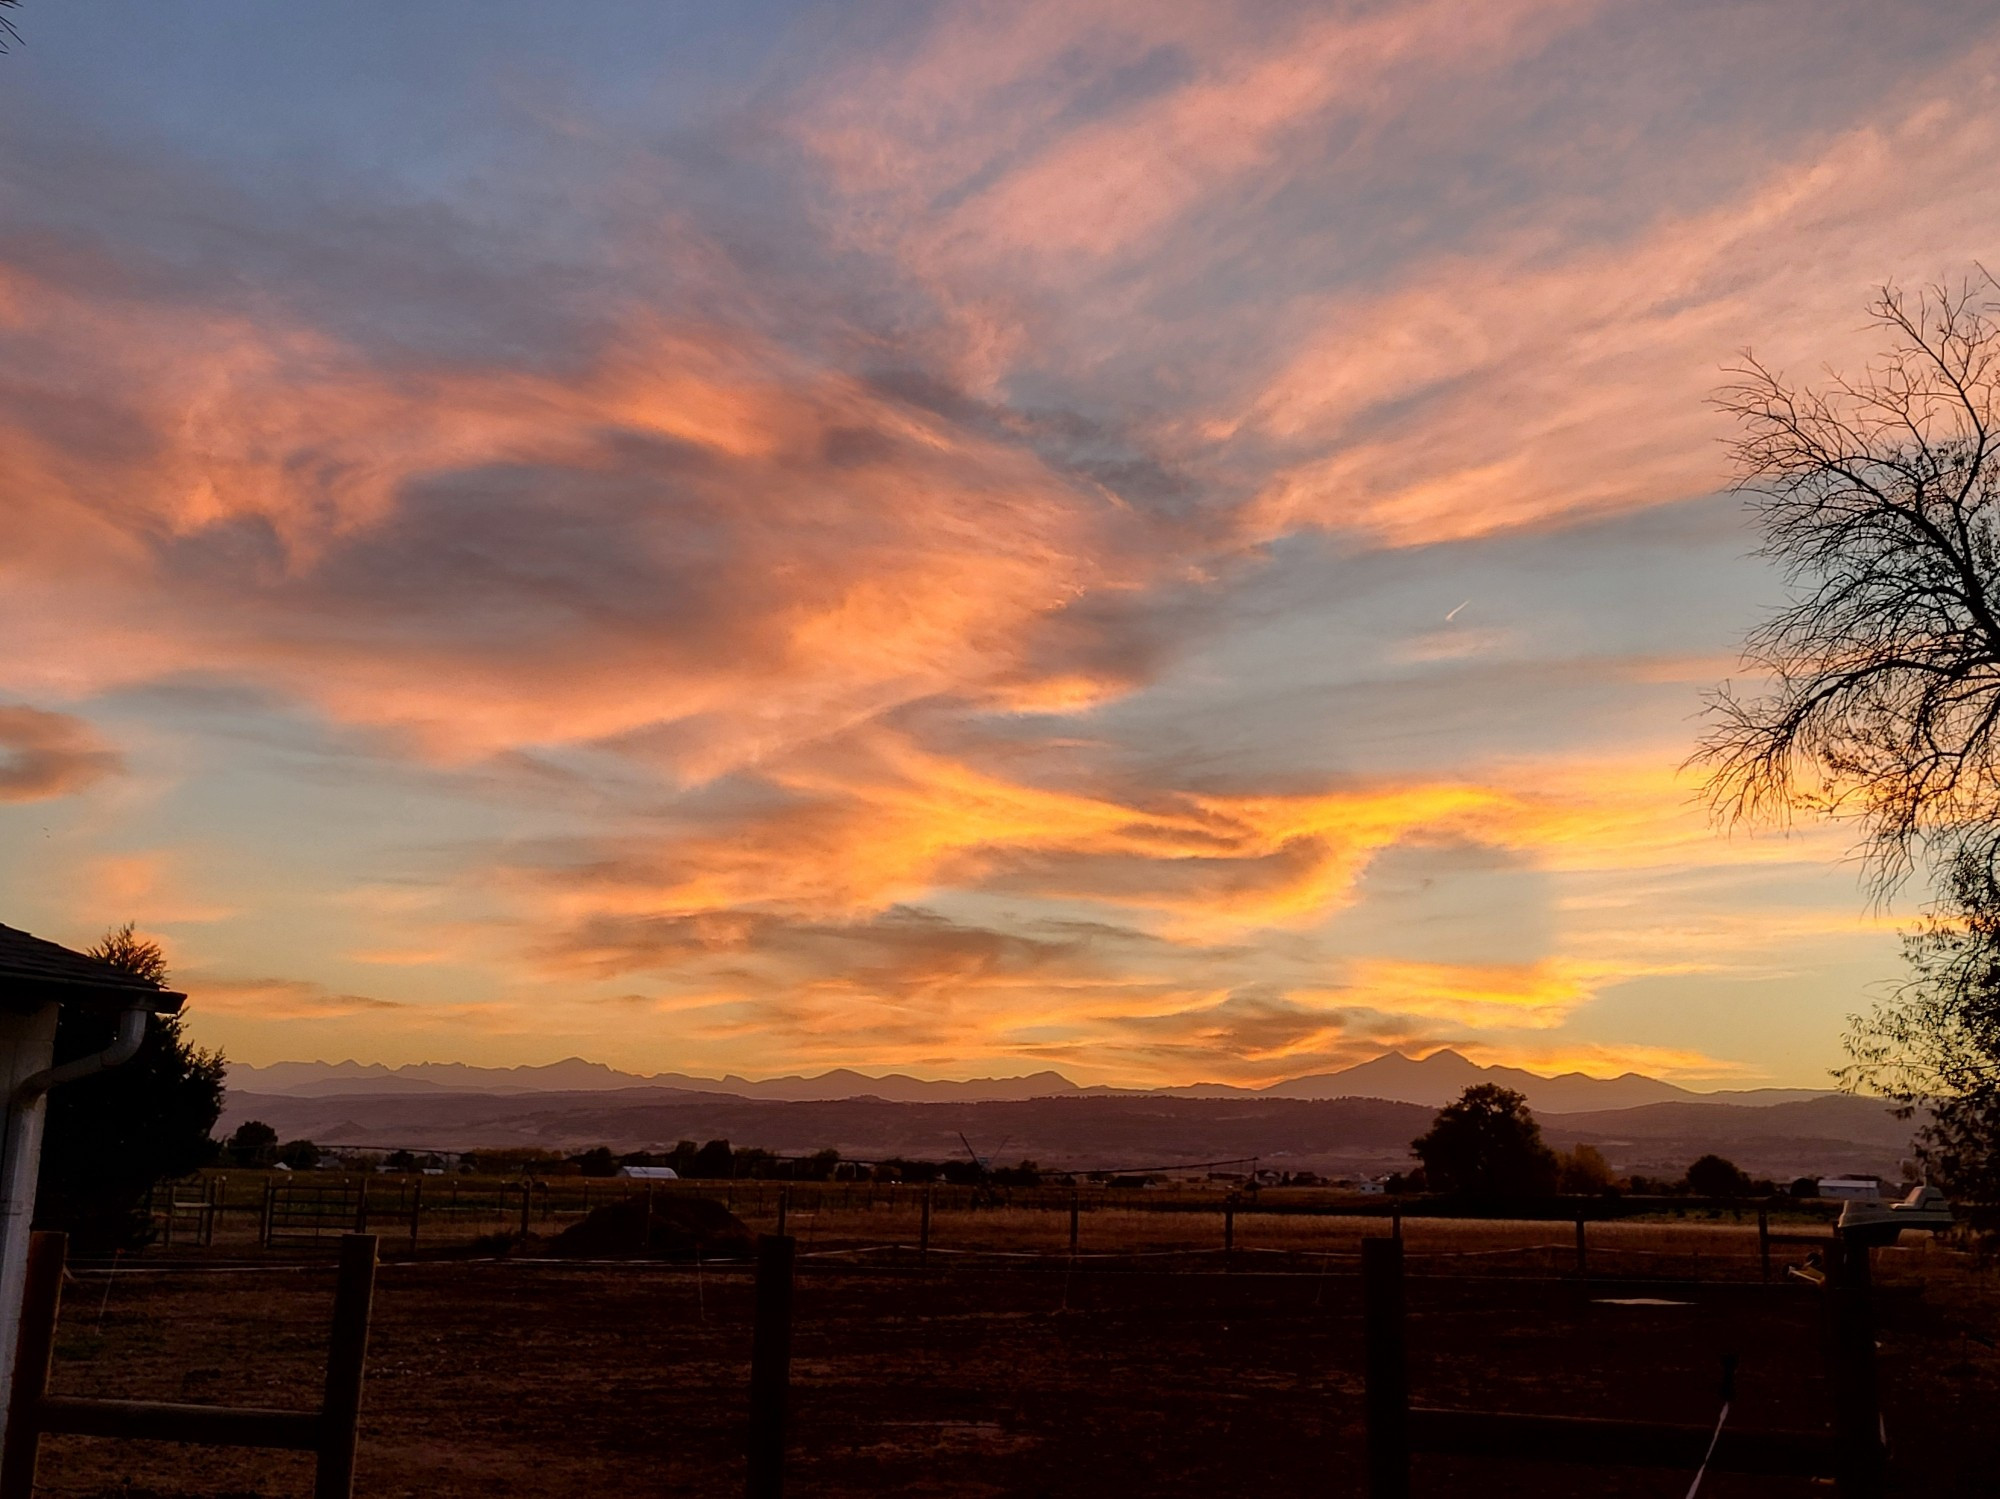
[101,1170,1914,1290]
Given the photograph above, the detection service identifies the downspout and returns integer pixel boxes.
[0,1001,151,1434]
[3,1000,151,1199]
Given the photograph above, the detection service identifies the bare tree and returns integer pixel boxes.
[0,3,21,56]
[1697,279,2000,896]
[1698,278,2000,1197]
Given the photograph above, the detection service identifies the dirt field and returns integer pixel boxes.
[33,1216,2000,1499]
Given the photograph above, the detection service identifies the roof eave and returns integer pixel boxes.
[0,977,187,1015]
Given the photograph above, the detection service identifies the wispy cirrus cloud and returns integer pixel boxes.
[192,976,412,1021]
[0,0,1980,1084]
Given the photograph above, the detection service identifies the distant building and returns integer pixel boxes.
[1817,1175,1884,1200]
[1355,1179,1387,1196]
[617,1165,679,1180]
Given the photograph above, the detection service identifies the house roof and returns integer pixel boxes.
[0,924,186,1014]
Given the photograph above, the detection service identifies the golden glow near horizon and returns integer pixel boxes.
[0,1,1988,1087]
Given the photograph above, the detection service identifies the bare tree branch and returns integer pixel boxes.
[1694,278,2000,897]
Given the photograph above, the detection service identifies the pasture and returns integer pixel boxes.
[31,1178,2000,1497]
[156,1172,1850,1271]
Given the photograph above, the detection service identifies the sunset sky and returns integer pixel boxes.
[4,1,1997,1087]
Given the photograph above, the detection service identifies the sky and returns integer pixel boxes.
[3,0,1997,1088]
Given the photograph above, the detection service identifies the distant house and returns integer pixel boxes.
[1817,1175,1884,1200]
[617,1165,679,1180]
[1355,1179,1388,1196]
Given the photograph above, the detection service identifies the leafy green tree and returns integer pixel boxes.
[227,1119,279,1167]
[1684,1153,1752,1198]
[1847,855,2000,1198]
[1411,1085,1558,1197]
[36,925,226,1252]
[277,1138,321,1171]
[688,1139,733,1179]
[1557,1143,1615,1194]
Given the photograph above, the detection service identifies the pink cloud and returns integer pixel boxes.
[0,706,119,802]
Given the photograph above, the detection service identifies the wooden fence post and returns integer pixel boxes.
[407,1180,422,1254]
[1826,1236,1884,1498]
[1224,1198,1236,1263]
[919,1187,931,1267]
[1069,1191,1080,1256]
[745,1234,796,1499]
[352,1176,369,1235]
[776,1189,788,1238]
[1574,1216,1587,1279]
[0,1232,66,1499]
[519,1180,532,1239]
[1757,1209,1771,1283]
[312,1233,377,1499]
[261,1178,276,1249]
[1391,1205,1402,1243]
[640,1183,655,1254]
[1362,1236,1410,1499]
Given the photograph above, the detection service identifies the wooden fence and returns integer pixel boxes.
[9,1210,1924,1499]
[1360,1231,1887,1496]
[0,1232,378,1499]
[150,1176,223,1249]
[135,1172,1841,1276]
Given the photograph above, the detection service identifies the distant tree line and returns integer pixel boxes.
[217,1092,1856,1201]
[1405,1085,1828,1200]
[223,1119,322,1171]
[583,1140,1045,1186]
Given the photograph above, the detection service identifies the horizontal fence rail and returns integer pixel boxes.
[1360,1231,1888,1497]
[0,1231,378,1499]
[136,1170,1848,1265]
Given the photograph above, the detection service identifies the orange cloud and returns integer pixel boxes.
[525,726,1545,939]
[0,260,1151,775]
[193,977,412,1022]
[1330,958,1604,1030]
[4,3,1959,1092]
[82,851,234,925]
[1448,1040,1763,1083]
[0,706,118,802]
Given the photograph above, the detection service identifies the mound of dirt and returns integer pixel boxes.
[547,1192,753,1260]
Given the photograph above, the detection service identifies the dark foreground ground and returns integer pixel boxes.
[36,1249,2000,1498]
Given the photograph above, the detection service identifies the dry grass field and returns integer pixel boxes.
[162,1172,1850,1273]
[33,1185,2000,1498]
